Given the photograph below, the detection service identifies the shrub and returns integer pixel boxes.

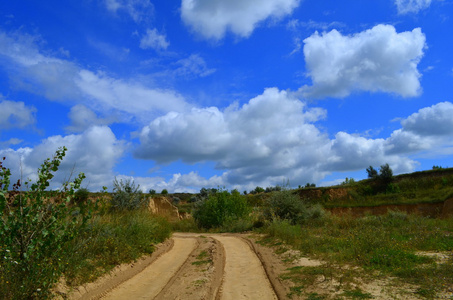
[161,189,168,195]
[74,187,90,204]
[193,189,251,229]
[0,147,93,299]
[263,190,308,224]
[149,189,156,195]
[111,178,148,211]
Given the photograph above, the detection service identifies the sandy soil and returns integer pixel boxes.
[64,233,453,300]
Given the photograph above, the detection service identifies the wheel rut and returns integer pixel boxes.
[212,235,278,300]
[73,233,281,300]
[101,237,198,299]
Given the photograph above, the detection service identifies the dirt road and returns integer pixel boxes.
[74,233,283,300]
[66,232,450,300]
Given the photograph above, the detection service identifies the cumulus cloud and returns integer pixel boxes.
[301,24,426,99]
[140,28,169,50]
[395,0,432,14]
[0,30,190,123]
[134,83,453,191]
[401,102,453,136]
[0,126,126,190]
[135,87,331,188]
[327,132,418,174]
[0,98,36,130]
[386,101,453,155]
[181,0,301,40]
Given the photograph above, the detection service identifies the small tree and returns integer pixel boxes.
[366,166,378,179]
[161,189,168,195]
[111,178,147,210]
[0,147,92,298]
[379,163,393,183]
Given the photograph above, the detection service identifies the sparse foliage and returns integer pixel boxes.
[0,147,92,299]
[111,178,147,210]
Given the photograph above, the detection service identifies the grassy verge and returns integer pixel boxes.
[62,210,172,288]
[260,212,453,298]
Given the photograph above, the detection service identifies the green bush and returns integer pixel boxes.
[74,187,90,204]
[193,189,251,229]
[111,178,148,211]
[263,190,308,224]
[0,147,93,299]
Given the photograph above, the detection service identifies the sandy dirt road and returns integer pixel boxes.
[80,233,282,300]
[66,232,447,300]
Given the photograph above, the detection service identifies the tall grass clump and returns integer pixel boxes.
[193,189,251,230]
[63,210,171,286]
[0,147,94,299]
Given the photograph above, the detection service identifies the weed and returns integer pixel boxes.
[306,293,326,300]
[342,288,373,299]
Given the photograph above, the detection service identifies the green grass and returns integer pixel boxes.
[261,212,453,298]
[62,210,172,287]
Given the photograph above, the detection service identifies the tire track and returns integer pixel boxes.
[100,237,198,299]
[212,235,278,300]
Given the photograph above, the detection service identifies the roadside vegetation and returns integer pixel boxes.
[1,150,452,299]
[170,165,453,299]
[0,148,171,299]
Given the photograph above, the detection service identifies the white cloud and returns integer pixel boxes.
[173,54,216,78]
[385,101,453,154]
[181,0,301,40]
[127,171,226,193]
[135,87,330,188]
[395,0,432,14]
[75,70,190,120]
[140,28,169,50]
[0,126,126,190]
[401,102,453,136]
[0,30,191,123]
[66,104,115,133]
[327,132,417,174]
[104,0,154,23]
[301,24,426,99]
[0,138,23,149]
[134,83,453,191]
[0,98,36,130]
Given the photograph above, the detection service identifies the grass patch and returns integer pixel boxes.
[342,288,373,299]
[262,213,453,298]
[192,250,212,266]
[63,210,171,287]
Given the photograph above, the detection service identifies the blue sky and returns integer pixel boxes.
[1,0,453,193]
